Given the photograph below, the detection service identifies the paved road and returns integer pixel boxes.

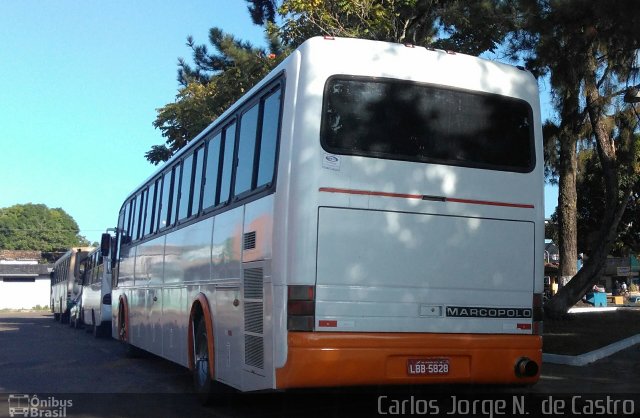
[1,311,638,417]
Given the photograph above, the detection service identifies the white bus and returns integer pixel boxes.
[51,247,92,324]
[107,36,544,397]
[78,238,113,337]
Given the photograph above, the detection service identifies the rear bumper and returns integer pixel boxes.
[275,332,542,389]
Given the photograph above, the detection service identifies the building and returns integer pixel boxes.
[0,250,53,310]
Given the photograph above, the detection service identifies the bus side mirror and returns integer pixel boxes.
[101,233,112,257]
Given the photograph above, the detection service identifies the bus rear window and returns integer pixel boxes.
[321,77,535,172]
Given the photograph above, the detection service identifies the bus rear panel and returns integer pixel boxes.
[273,37,543,388]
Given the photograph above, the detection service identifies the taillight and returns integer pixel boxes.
[532,293,544,335]
[287,285,315,331]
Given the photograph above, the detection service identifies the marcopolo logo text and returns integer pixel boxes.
[445,306,532,319]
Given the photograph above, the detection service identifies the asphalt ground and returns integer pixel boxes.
[0,311,638,417]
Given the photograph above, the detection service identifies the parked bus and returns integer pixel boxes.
[107,37,544,397]
[77,237,113,337]
[51,247,93,324]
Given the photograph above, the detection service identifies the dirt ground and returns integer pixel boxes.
[543,306,640,355]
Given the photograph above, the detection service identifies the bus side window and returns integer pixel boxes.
[219,123,236,204]
[122,199,132,245]
[144,180,157,237]
[137,188,148,241]
[177,154,194,221]
[202,133,222,209]
[154,176,164,232]
[192,146,204,216]
[169,165,180,227]
[257,89,281,187]
[158,169,173,230]
[235,103,259,196]
[129,195,140,241]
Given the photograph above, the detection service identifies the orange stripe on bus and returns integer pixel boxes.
[319,187,534,209]
[446,197,534,209]
[275,332,541,389]
[319,187,423,200]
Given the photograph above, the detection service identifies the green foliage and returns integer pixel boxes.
[575,132,640,255]
[147,28,287,165]
[271,0,516,54]
[0,204,89,251]
[245,0,278,25]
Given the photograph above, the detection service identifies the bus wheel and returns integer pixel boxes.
[119,307,141,357]
[60,310,70,324]
[193,320,226,404]
[53,313,60,321]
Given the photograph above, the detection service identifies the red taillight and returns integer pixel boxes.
[287,285,315,331]
[532,293,544,335]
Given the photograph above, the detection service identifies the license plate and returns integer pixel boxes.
[407,358,450,375]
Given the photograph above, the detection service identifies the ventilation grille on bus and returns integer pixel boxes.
[244,302,263,333]
[243,231,257,250]
[245,335,264,369]
[243,266,264,369]
[244,268,263,299]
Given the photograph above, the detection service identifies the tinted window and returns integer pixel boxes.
[136,189,147,240]
[169,166,180,226]
[129,196,139,242]
[154,176,163,231]
[144,180,157,236]
[203,133,222,209]
[257,89,281,187]
[121,203,130,243]
[321,77,534,172]
[219,123,236,203]
[192,146,204,215]
[159,170,173,229]
[177,155,193,221]
[235,104,259,195]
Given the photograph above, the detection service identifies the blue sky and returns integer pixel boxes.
[0,1,558,244]
[0,0,266,243]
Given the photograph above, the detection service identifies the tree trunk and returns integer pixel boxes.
[544,52,631,318]
[557,127,578,280]
[556,91,580,286]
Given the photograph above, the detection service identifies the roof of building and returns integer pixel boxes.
[0,263,52,277]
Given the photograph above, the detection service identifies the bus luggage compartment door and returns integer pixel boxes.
[315,207,535,335]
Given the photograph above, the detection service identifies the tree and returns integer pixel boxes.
[510,0,639,317]
[146,28,286,164]
[269,0,517,53]
[0,204,89,252]
[575,132,640,256]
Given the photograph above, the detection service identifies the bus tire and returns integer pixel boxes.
[118,305,141,357]
[193,320,228,404]
[60,310,70,324]
[53,313,60,321]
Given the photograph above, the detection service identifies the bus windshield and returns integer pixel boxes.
[321,76,535,173]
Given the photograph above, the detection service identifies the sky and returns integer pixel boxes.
[0,0,558,245]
